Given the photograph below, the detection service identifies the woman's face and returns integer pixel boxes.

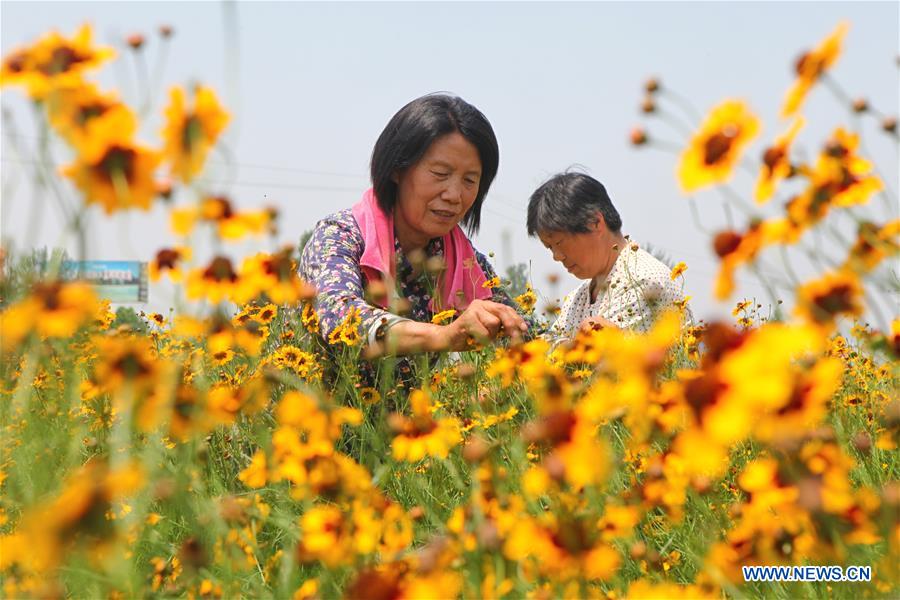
[538,223,610,280]
[394,132,482,247]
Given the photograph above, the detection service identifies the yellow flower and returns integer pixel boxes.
[237,248,316,305]
[254,303,277,324]
[795,269,864,329]
[514,286,537,313]
[391,390,462,462]
[0,281,99,350]
[210,348,235,366]
[482,276,501,289]
[782,22,848,118]
[45,82,137,152]
[431,309,457,324]
[0,24,115,100]
[238,450,267,489]
[170,206,198,236]
[61,110,162,213]
[597,505,641,541]
[328,307,363,347]
[149,246,192,282]
[301,301,320,334]
[678,100,761,193]
[755,117,804,203]
[359,387,381,405]
[843,220,899,274]
[711,221,782,299]
[186,256,239,304]
[92,334,161,394]
[161,85,230,182]
[669,261,687,280]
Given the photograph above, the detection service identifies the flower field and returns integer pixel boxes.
[1,21,898,600]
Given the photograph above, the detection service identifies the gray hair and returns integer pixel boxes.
[526,172,622,236]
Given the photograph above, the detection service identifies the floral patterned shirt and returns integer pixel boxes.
[298,208,519,346]
[549,242,691,339]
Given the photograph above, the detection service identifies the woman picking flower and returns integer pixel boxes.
[299,94,528,358]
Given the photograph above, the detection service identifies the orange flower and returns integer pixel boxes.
[795,269,864,329]
[45,82,137,152]
[0,281,99,351]
[237,248,315,305]
[149,246,192,282]
[61,110,162,213]
[843,220,899,274]
[390,390,462,462]
[678,100,760,193]
[755,117,804,203]
[162,85,230,182]
[782,22,848,117]
[186,256,240,304]
[0,24,115,100]
[711,221,782,299]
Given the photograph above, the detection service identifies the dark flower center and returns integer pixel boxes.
[33,281,64,310]
[203,257,237,283]
[96,146,136,184]
[713,231,743,258]
[704,126,738,165]
[77,102,110,126]
[762,147,785,171]
[812,284,854,320]
[155,248,180,270]
[40,45,89,75]
[181,115,203,151]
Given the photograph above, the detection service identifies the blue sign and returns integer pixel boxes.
[61,261,148,303]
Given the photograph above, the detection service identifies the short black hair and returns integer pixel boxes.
[526,172,622,236]
[371,94,499,234]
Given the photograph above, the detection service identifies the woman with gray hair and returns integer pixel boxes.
[527,172,690,339]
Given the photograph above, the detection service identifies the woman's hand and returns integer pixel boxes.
[367,300,527,357]
[578,315,618,334]
[442,299,527,351]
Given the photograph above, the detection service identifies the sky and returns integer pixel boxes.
[1,1,898,323]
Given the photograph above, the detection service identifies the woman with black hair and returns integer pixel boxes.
[299,94,528,358]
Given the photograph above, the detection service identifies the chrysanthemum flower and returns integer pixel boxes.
[782,22,848,118]
[186,256,239,304]
[431,309,457,324]
[669,261,687,280]
[795,269,864,329]
[359,386,381,405]
[61,110,162,213]
[301,301,320,334]
[91,334,161,394]
[755,117,804,203]
[514,285,537,313]
[45,82,137,152]
[161,85,230,183]
[390,390,462,462]
[783,130,882,238]
[327,306,363,347]
[843,220,899,274]
[149,246,192,282]
[238,450,267,489]
[481,276,501,289]
[503,514,621,582]
[237,248,315,305]
[0,281,99,350]
[711,220,783,299]
[678,100,760,193]
[0,24,115,100]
